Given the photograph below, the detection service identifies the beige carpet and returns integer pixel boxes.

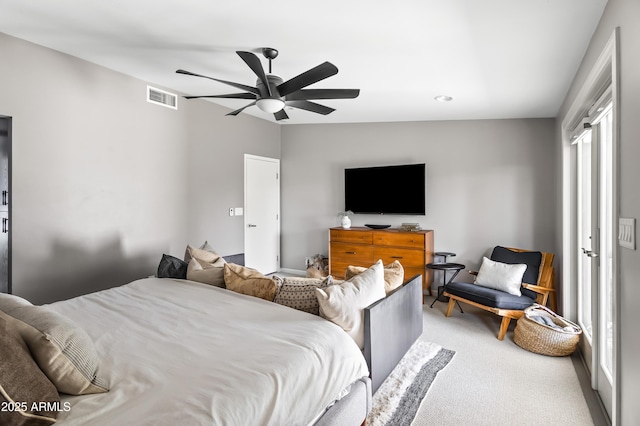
[411,298,595,426]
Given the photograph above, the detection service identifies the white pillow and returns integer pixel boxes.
[474,257,526,296]
[315,260,386,349]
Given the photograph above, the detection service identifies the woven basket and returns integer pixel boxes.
[514,305,582,356]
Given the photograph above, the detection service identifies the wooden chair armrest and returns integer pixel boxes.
[522,283,555,294]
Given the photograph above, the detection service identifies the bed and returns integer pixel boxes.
[1,255,423,425]
[45,277,368,425]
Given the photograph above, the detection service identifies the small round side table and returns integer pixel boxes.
[426,262,465,309]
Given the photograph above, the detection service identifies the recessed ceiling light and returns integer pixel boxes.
[434,95,453,102]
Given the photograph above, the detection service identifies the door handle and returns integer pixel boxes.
[1,190,7,206]
[2,218,7,234]
[248,224,257,228]
[581,248,599,258]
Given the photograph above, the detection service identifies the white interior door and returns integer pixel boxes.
[244,154,280,274]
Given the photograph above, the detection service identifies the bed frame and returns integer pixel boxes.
[365,274,423,393]
[224,255,423,426]
[316,274,424,425]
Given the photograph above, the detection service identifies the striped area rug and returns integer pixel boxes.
[367,341,455,426]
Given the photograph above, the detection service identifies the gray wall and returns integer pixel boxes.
[556,0,640,423]
[280,119,557,287]
[0,33,280,304]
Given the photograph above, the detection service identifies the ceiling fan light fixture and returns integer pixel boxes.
[256,98,285,113]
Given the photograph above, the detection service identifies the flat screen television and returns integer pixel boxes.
[344,163,426,215]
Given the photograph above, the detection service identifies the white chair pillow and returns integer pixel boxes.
[474,257,527,296]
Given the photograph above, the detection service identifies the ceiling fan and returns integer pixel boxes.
[176,48,360,121]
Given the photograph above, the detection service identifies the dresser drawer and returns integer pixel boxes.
[330,242,373,278]
[330,229,373,244]
[373,231,424,249]
[373,247,425,267]
[330,242,373,263]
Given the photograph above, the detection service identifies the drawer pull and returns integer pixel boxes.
[345,251,357,255]
[391,256,403,259]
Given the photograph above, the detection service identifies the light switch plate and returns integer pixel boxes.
[235,207,244,216]
[619,217,635,249]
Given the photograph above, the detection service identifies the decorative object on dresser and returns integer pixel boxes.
[400,222,422,232]
[337,210,354,229]
[364,224,391,229]
[328,227,434,298]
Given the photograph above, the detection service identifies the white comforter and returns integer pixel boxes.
[47,277,369,425]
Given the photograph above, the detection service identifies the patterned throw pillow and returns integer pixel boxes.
[223,263,278,302]
[345,260,404,295]
[273,276,335,315]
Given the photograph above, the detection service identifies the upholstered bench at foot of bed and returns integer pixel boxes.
[314,377,371,426]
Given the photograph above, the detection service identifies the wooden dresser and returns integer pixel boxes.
[328,227,434,295]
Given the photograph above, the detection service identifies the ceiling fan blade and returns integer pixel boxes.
[286,89,360,101]
[226,101,256,116]
[176,69,260,95]
[286,100,335,115]
[184,92,257,100]
[236,51,271,97]
[274,110,289,121]
[277,62,339,97]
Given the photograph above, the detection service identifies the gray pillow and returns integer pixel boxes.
[157,253,188,279]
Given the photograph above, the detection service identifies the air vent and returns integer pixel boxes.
[147,86,177,109]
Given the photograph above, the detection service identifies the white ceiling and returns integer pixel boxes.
[0,0,607,124]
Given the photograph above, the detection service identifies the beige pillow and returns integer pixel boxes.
[0,306,109,395]
[0,292,33,313]
[316,260,386,349]
[346,260,404,294]
[0,316,60,425]
[273,276,335,315]
[184,241,220,263]
[187,257,227,287]
[224,263,278,302]
[474,257,527,296]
